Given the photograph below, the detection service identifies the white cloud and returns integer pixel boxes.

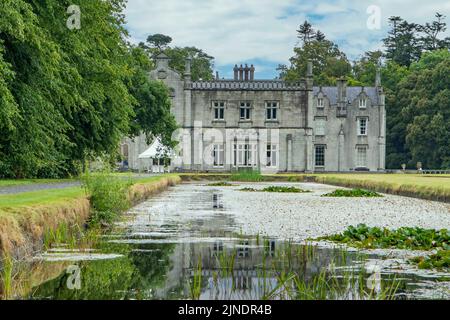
[124,0,450,77]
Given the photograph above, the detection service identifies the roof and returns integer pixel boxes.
[313,86,379,105]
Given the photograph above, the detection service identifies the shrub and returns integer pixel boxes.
[230,170,263,182]
[81,172,132,226]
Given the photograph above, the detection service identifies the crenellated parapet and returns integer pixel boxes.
[190,80,307,91]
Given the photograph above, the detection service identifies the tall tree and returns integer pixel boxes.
[142,34,215,81]
[383,16,421,66]
[0,1,178,178]
[283,27,351,85]
[417,13,450,51]
[127,46,178,148]
[297,21,316,45]
[145,34,173,51]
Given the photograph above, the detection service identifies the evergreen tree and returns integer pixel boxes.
[383,16,421,66]
[143,34,215,81]
[417,13,450,51]
[297,21,316,45]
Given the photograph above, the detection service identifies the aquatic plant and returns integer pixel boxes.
[207,182,235,187]
[321,189,383,198]
[189,258,203,300]
[323,224,449,250]
[0,253,13,300]
[412,250,450,270]
[262,186,310,193]
[240,186,310,193]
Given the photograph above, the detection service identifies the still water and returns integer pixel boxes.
[21,183,450,300]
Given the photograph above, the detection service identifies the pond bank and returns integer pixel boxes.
[0,175,181,260]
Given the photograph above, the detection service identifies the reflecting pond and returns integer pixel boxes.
[3,183,450,300]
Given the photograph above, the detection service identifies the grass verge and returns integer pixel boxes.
[0,174,181,257]
[308,174,450,202]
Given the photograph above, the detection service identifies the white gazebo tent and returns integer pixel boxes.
[138,138,171,173]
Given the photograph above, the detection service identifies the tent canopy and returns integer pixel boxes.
[138,138,173,159]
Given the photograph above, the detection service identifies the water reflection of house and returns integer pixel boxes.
[155,239,339,300]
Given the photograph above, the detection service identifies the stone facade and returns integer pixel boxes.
[123,53,386,173]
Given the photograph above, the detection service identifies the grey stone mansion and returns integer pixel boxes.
[122,53,386,173]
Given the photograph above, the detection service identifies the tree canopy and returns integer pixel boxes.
[282,15,450,169]
[281,21,351,85]
[0,0,177,178]
[140,34,215,81]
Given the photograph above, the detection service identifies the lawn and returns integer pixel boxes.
[0,174,181,211]
[0,187,86,210]
[314,174,450,190]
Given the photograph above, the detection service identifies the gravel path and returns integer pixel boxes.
[131,182,450,241]
[0,181,81,195]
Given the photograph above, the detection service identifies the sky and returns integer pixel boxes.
[124,0,450,79]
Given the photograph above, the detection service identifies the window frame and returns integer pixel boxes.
[212,144,225,167]
[357,117,368,136]
[356,146,368,168]
[314,145,326,167]
[233,143,257,167]
[315,118,327,136]
[213,101,225,121]
[239,101,252,121]
[359,98,367,109]
[266,144,278,168]
[266,101,279,121]
[317,97,324,108]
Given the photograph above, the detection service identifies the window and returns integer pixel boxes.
[358,118,368,136]
[233,144,257,167]
[317,98,324,108]
[356,146,368,167]
[315,118,326,136]
[212,144,224,167]
[266,144,278,167]
[266,101,278,120]
[359,98,367,109]
[240,102,251,120]
[315,145,325,167]
[213,101,225,120]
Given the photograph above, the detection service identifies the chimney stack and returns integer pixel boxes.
[233,64,238,81]
[250,65,255,81]
[244,64,249,81]
[307,60,313,78]
[375,68,381,87]
[239,64,244,81]
[337,77,347,103]
[216,71,219,80]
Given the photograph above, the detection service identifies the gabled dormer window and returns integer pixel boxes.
[359,98,367,109]
[317,98,324,108]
